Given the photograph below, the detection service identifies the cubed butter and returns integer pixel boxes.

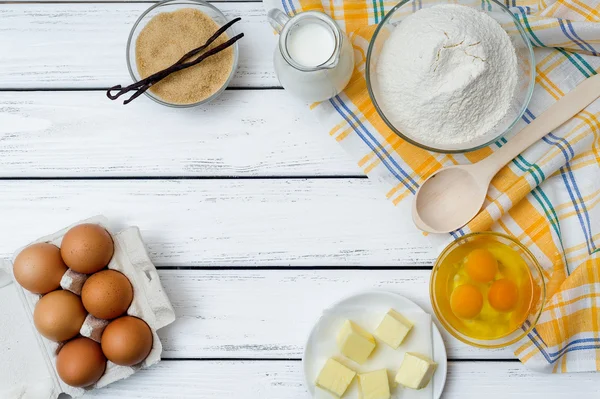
[337,320,376,364]
[358,369,391,399]
[374,309,413,349]
[316,358,356,398]
[395,352,437,390]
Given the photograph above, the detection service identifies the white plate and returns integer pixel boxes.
[303,290,447,398]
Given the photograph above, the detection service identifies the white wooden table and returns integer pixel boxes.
[1,1,599,397]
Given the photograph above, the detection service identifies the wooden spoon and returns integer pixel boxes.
[412,73,600,234]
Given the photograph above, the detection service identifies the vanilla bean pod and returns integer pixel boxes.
[107,17,243,105]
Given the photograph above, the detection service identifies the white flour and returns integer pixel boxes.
[376,4,518,148]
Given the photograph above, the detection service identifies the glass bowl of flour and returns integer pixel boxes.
[366,0,535,153]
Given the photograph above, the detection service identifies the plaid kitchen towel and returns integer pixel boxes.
[264,0,600,373]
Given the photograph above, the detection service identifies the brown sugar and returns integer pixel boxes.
[135,8,235,105]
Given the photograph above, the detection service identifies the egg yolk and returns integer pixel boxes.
[465,248,498,283]
[488,279,519,312]
[450,284,483,319]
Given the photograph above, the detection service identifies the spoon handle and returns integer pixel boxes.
[480,73,600,180]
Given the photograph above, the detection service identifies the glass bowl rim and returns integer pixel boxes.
[365,0,536,153]
[125,0,239,108]
[429,231,547,349]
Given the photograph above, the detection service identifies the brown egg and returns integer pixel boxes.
[13,243,67,294]
[33,290,87,342]
[56,337,106,387]
[82,270,133,320]
[101,316,153,366]
[60,224,114,274]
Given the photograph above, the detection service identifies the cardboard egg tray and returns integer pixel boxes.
[3,216,176,398]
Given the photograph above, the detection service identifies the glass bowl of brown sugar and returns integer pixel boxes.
[126,0,239,107]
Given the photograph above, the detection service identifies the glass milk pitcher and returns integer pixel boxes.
[267,9,354,103]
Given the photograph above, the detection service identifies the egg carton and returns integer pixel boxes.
[1,215,176,398]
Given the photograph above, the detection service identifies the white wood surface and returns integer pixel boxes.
[2,0,595,397]
[0,91,360,177]
[156,269,506,359]
[0,3,278,88]
[0,179,434,266]
[83,360,600,398]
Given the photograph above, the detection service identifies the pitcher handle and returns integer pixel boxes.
[268,9,290,34]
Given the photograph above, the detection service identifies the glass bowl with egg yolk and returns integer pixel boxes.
[430,232,546,349]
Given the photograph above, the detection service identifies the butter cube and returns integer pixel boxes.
[395,352,437,390]
[374,309,413,349]
[337,320,376,364]
[358,369,391,399]
[316,358,356,398]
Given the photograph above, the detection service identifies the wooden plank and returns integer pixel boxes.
[13,0,257,2]
[0,90,359,177]
[156,269,509,359]
[0,179,434,266]
[84,360,600,398]
[0,3,278,88]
